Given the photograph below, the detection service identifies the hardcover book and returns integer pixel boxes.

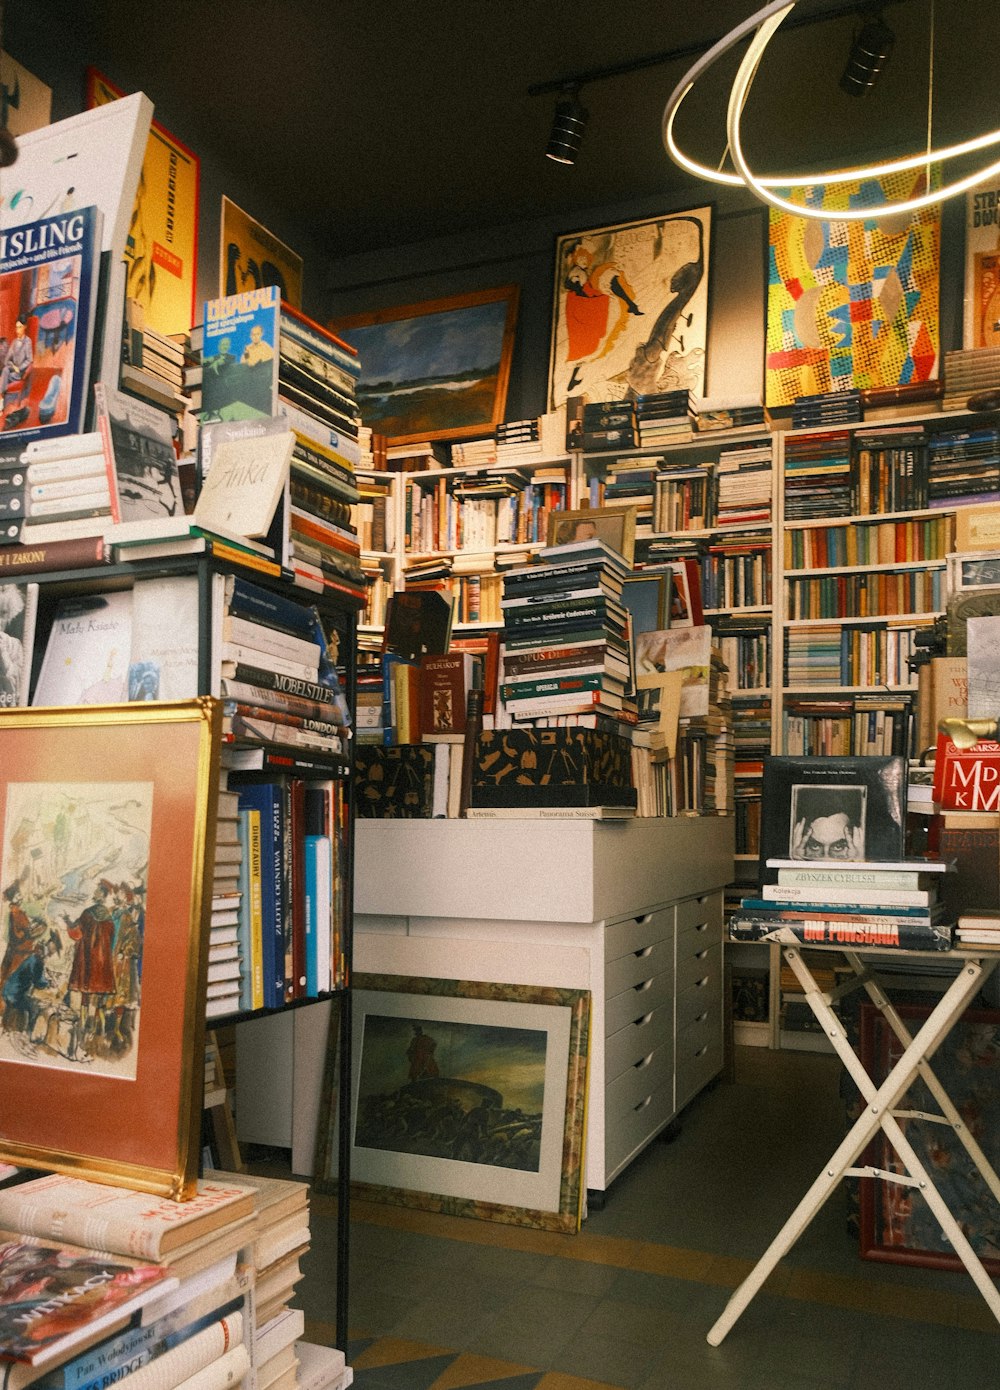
[201,285,281,422]
[94,384,184,528]
[193,428,293,541]
[758,755,907,883]
[0,581,38,706]
[932,734,1000,812]
[31,589,133,706]
[127,575,199,701]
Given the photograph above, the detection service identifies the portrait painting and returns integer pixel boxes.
[766,172,940,407]
[0,700,221,1198]
[343,974,590,1232]
[546,505,636,564]
[548,207,711,412]
[333,286,519,446]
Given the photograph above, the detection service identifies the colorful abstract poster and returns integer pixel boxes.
[219,196,302,308]
[86,70,199,339]
[548,208,711,412]
[765,173,940,407]
[964,180,1000,348]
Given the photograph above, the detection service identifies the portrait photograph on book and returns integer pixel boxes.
[314,973,589,1234]
[758,754,907,881]
[0,700,221,1197]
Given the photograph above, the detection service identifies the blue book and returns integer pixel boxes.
[234,782,283,1008]
[224,573,314,639]
[202,283,281,421]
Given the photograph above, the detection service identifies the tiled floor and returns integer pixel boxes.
[296,1046,999,1389]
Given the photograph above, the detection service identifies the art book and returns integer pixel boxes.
[634,625,711,718]
[0,1234,173,1367]
[201,285,281,422]
[758,754,907,883]
[30,590,133,706]
[193,426,293,542]
[127,575,199,700]
[0,206,102,456]
[932,734,1000,812]
[0,582,38,706]
[94,384,184,529]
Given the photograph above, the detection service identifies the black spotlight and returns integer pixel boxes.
[840,12,895,96]
[546,86,588,164]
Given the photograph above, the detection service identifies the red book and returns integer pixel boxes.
[419,652,474,740]
[0,534,107,575]
[932,733,1000,811]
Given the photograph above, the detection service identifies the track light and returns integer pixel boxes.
[839,11,895,95]
[546,86,588,165]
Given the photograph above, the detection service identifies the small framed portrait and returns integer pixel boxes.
[545,506,636,565]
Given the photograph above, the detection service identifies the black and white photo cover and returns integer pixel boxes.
[788,783,867,861]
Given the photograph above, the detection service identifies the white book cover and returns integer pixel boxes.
[128,574,200,700]
[966,614,1000,718]
[194,430,294,539]
[32,589,133,705]
[0,580,38,706]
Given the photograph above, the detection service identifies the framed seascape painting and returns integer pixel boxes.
[859,1003,1000,1273]
[333,286,519,446]
[340,973,590,1233]
[0,700,221,1198]
[547,207,711,413]
[766,173,940,407]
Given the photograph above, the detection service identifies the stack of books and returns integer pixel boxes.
[449,436,497,466]
[692,393,766,432]
[121,299,187,414]
[714,438,773,527]
[495,417,542,460]
[499,539,635,728]
[942,346,1000,412]
[790,388,862,430]
[635,390,694,447]
[955,909,1000,948]
[783,430,853,519]
[384,441,448,471]
[594,456,661,532]
[729,858,953,950]
[926,424,1000,509]
[0,1173,258,1390]
[578,400,638,454]
[17,432,112,545]
[207,785,244,1021]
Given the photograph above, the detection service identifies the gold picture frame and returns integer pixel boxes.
[545,505,637,565]
[0,700,221,1199]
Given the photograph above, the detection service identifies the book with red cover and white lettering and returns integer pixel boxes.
[932,733,1000,812]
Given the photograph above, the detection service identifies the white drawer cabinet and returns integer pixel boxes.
[354,817,734,1198]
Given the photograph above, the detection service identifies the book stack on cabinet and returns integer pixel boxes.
[0,1174,258,1390]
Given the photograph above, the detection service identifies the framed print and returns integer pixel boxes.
[964,182,1000,348]
[548,207,711,412]
[766,174,940,407]
[0,699,221,1198]
[220,195,303,308]
[859,1003,1000,1273]
[758,754,906,881]
[545,505,636,564]
[333,286,519,447]
[345,974,590,1233]
[86,69,200,339]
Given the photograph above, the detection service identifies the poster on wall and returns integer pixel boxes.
[86,69,199,339]
[964,180,1000,349]
[547,207,711,413]
[0,51,51,136]
[219,196,302,308]
[765,172,940,408]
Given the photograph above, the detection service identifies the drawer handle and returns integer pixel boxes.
[633,979,653,994]
[633,1095,652,1113]
[634,946,653,959]
[632,913,653,927]
[692,921,709,934]
[633,1012,653,1028]
[694,948,709,962]
[634,1053,653,1070]
[693,1044,709,1059]
[693,975,709,990]
[694,1010,708,1025]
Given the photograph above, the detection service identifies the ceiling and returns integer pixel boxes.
[22,0,1000,261]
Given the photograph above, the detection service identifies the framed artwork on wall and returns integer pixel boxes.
[765,172,940,407]
[545,504,636,563]
[219,196,303,307]
[547,207,711,413]
[964,180,1000,349]
[328,972,590,1233]
[0,700,221,1198]
[333,286,519,447]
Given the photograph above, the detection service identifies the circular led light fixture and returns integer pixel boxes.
[662,0,1000,220]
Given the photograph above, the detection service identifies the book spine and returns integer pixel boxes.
[235,811,253,1013]
[224,663,340,710]
[225,576,314,638]
[222,616,320,667]
[246,809,264,1011]
[0,536,108,575]
[729,915,951,950]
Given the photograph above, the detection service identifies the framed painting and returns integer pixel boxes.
[766,173,940,407]
[545,504,636,564]
[333,286,519,447]
[86,69,200,339]
[964,181,1000,349]
[859,1002,1000,1273]
[0,699,221,1198]
[219,195,303,308]
[342,973,590,1233]
[547,207,711,413]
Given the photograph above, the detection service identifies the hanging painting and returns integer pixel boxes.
[765,171,940,407]
[548,207,711,413]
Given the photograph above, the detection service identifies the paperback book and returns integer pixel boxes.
[0,581,38,706]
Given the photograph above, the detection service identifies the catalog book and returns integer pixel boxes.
[201,285,281,422]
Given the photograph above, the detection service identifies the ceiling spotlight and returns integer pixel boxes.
[839,11,895,96]
[546,85,588,165]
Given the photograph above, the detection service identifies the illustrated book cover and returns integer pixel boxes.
[0,582,38,707]
[127,575,199,701]
[201,285,281,422]
[932,734,1000,812]
[30,590,133,706]
[758,754,907,882]
[634,625,710,718]
[94,384,184,529]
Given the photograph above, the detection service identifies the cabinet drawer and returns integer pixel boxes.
[605,1004,672,1081]
[676,1027,723,1112]
[605,1039,673,1115]
[676,940,721,995]
[605,1078,675,1178]
[605,968,674,1037]
[606,936,674,998]
[605,907,673,961]
[676,891,723,941]
[676,969,723,1034]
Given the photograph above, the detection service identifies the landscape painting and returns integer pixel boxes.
[333,286,519,446]
[0,779,152,1078]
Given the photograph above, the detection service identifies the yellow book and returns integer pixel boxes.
[247,807,265,1011]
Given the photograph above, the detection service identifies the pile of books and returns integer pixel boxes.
[495,417,542,460]
[121,299,187,415]
[956,909,1000,948]
[790,388,862,430]
[449,436,497,466]
[714,438,773,527]
[926,423,1000,509]
[942,346,1000,412]
[729,858,953,950]
[692,393,766,432]
[598,456,661,534]
[578,400,638,454]
[783,430,853,519]
[207,786,244,1020]
[635,390,694,448]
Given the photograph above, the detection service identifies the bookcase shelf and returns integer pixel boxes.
[788,560,947,577]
